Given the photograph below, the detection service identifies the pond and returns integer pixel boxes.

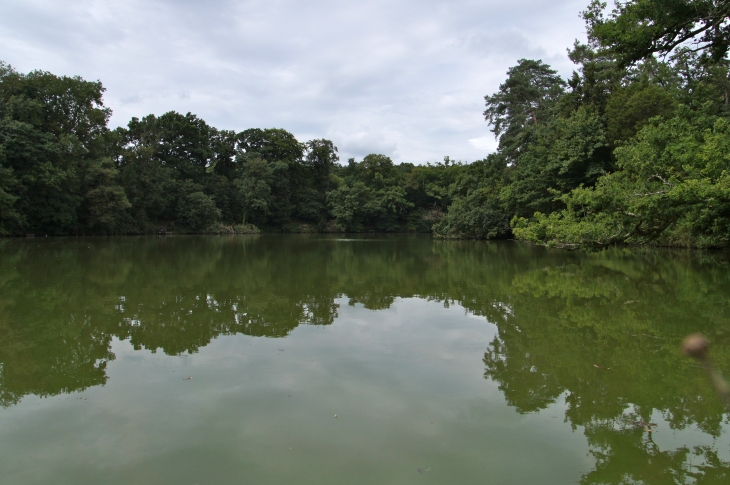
[1,235,729,484]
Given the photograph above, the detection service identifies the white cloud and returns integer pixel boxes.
[0,0,588,164]
[469,135,499,154]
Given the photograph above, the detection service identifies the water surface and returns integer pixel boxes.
[1,235,729,484]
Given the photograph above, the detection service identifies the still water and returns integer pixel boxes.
[1,235,729,484]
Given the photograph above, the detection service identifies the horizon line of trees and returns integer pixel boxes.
[2,0,730,248]
[0,58,469,237]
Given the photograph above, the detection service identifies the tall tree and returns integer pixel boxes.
[235,128,303,224]
[126,112,213,181]
[304,138,338,192]
[294,139,339,222]
[81,158,130,233]
[235,157,274,224]
[484,59,566,160]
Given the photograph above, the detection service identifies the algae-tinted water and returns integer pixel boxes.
[1,235,729,484]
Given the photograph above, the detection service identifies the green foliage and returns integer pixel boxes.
[564,41,625,112]
[233,223,261,234]
[176,190,221,232]
[434,156,511,239]
[484,59,565,160]
[0,62,112,235]
[360,153,397,186]
[293,139,339,222]
[0,62,350,236]
[514,108,730,248]
[0,160,20,234]
[235,157,274,224]
[324,154,417,232]
[584,0,730,64]
[128,111,213,180]
[504,106,611,217]
[237,128,303,165]
[504,3,730,250]
[327,181,379,231]
[605,83,677,143]
[82,158,130,233]
[0,74,444,237]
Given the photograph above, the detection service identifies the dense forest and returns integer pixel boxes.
[1,0,730,248]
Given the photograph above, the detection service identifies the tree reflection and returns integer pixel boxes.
[1,236,730,481]
[482,251,730,484]
[0,241,115,406]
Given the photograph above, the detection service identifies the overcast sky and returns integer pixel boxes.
[2,0,588,164]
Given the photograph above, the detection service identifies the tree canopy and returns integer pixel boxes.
[584,0,730,64]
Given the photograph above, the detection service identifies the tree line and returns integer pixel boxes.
[2,0,730,247]
[0,58,462,237]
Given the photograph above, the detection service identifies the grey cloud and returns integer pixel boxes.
[329,126,399,160]
[461,30,546,60]
[2,0,589,164]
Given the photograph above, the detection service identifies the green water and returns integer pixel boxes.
[1,235,729,484]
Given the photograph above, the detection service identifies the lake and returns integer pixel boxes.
[1,235,729,484]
